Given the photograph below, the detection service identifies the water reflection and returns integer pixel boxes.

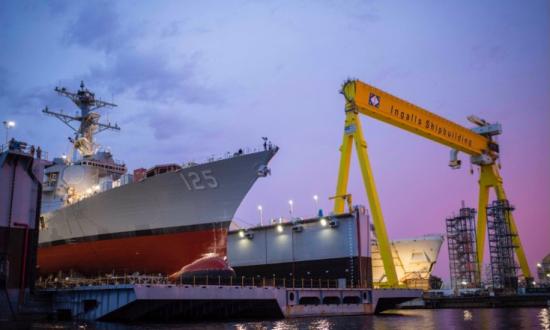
[308,319,332,330]
[272,319,298,330]
[5,308,548,329]
[540,308,550,330]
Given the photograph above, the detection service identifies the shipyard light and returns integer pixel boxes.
[461,281,468,286]
[276,224,284,233]
[537,263,542,268]
[239,230,245,238]
[313,195,319,213]
[320,218,327,227]
[257,205,263,226]
[61,154,67,160]
[3,120,15,144]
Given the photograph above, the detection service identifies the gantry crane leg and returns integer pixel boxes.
[334,106,354,214]
[476,164,532,279]
[334,105,399,287]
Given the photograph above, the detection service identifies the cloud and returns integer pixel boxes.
[0,72,62,116]
[470,44,507,70]
[147,109,200,141]
[160,19,211,38]
[0,67,8,98]
[1,1,223,147]
[161,20,184,38]
[87,50,221,106]
[60,2,222,106]
[62,2,129,53]
[44,0,71,17]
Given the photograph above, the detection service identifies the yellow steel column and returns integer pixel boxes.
[477,164,532,279]
[476,166,491,275]
[333,104,356,214]
[351,113,399,287]
[490,165,532,278]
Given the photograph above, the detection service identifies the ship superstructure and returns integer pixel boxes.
[41,81,125,212]
[38,82,278,275]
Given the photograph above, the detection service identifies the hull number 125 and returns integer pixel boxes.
[179,170,218,190]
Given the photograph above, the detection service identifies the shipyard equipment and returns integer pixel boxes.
[486,200,518,293]
[333,79,531,287]
[446,204,480,289]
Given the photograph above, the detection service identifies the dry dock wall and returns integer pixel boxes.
[0,148,44,320]
[227,209,372,288]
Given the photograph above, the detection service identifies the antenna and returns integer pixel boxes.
[42,81,120,157]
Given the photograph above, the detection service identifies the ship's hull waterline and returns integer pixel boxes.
[38,224,229,275]
[38,149,277,276]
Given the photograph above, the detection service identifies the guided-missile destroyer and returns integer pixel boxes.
[38,82,277,275]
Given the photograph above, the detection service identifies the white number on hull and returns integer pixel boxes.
[201,170,218,188]
[179,170,218,190]
[188,172,204,190]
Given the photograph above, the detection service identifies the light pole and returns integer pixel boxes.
[3,120,15,146]
[288,200,294,217]
[257,205,263,226]
[313,195,319,214]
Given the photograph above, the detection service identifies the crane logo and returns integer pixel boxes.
[369,93,380,108]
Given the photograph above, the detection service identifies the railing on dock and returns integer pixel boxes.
[35,274,370,290]
[0,143,49,160]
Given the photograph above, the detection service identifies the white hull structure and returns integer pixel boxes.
[371,235,444,288]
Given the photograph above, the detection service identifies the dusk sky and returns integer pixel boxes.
[1,1,548,281]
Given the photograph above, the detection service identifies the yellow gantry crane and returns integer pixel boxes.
[333,79,531,287]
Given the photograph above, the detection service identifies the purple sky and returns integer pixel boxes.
[1,1,548,281]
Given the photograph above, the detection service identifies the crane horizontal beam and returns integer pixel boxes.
[342,80,490,156]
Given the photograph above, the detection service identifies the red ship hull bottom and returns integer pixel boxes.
[37,228,228,276]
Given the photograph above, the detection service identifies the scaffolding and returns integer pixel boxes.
[487,199,518,293]
[446,203,480,289]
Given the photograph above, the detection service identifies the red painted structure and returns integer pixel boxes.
[37,227,228,275]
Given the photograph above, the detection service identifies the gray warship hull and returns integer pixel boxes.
[38,149,277,275]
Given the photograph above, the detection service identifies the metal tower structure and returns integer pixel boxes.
[446,203,480,289]
[487,199,518,294]
[332,79,532,287]
[42,81,119,158]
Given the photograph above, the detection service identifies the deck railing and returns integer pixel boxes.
[0,143,49,160]
[184,144,278,168]
[35,274,369,290]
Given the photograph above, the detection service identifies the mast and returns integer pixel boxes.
[42,81,120,158]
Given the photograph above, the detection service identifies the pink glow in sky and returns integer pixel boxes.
[1,1,548,281]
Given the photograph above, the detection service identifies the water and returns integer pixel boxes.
[5,308,550,329]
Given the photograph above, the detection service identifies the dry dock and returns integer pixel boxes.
[41,282,420,321]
